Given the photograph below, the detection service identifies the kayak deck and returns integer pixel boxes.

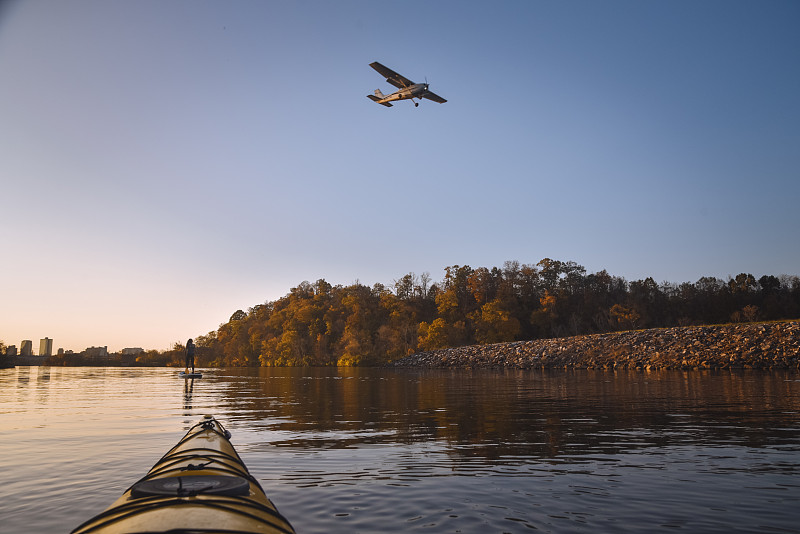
[71,415,295,534]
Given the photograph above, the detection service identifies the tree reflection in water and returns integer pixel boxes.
[207,368,800,460]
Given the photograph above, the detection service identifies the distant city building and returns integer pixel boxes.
[5,345,17,357]
[84,346,108,358]
[39,337,53,357]
[121,347,144,355]
[57,348,64,355]
[20,340,32,356]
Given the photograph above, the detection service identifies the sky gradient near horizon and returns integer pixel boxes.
[2,1,798,353]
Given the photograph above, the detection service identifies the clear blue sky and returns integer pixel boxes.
[2,0,798,352]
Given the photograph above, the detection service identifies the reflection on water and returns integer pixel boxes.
[184,377,195,411]
[215,367,800,454]
[1,366,799,533]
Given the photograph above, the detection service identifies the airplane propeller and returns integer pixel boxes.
[416,77,428,107]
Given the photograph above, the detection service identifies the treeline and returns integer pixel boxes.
[192,259,800,367]
[42,348,187,367]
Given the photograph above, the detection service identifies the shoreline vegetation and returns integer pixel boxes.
[185,259,800,368]
[5,321,799,371]
[4,259,800,369]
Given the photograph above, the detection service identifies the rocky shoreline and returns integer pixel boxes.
[391,321,800,370]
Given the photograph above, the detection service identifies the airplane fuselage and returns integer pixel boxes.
[377,83,429,104]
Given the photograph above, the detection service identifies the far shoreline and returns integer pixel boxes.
[4,321,798,371]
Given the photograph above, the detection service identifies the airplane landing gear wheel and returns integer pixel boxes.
[414,102,419,107]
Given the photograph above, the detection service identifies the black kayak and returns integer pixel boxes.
[71,415,296,534]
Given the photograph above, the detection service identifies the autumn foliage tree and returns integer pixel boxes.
[194,260,800,366]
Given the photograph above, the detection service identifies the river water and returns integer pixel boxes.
[1,366,798,533]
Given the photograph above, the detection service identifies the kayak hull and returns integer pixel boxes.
[71,415,295,534]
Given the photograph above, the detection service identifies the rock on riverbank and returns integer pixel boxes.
[392,321,800,370]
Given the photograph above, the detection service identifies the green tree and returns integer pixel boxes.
[628,277,664,327]
[758,275,780,294]
[537,258,564,292]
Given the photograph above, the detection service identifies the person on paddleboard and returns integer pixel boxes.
[185,339,196,373]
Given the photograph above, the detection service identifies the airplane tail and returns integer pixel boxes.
[367,90,393,107]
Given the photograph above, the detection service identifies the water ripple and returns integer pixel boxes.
[2,367,800,533]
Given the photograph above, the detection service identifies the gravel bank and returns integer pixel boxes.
[391,321,800,370]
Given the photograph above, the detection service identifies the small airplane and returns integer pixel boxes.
[367,61,447,108]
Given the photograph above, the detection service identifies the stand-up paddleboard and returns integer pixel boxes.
[179,370,202,378]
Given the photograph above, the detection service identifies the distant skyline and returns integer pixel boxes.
[2,1,798,352]
[4,336,107,356]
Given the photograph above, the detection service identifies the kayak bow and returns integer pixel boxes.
[71,415,296,534]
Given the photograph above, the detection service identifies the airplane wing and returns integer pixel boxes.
[369,61,414,89]
[423,91,447,104]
